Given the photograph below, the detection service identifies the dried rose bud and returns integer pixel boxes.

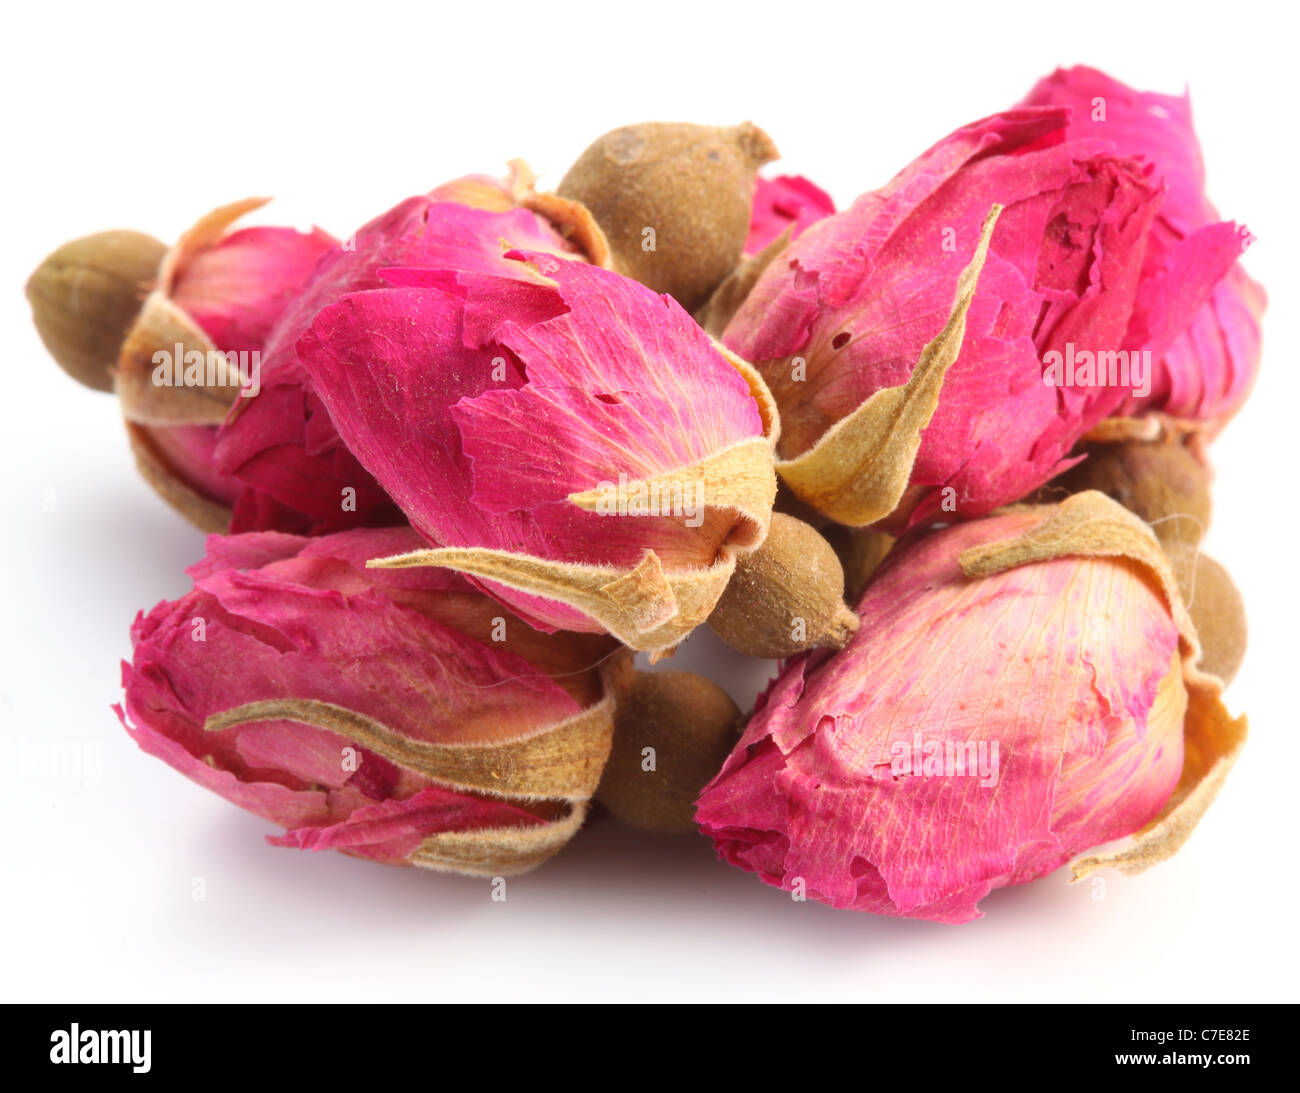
[1021,66,1264,433]
[708,514,858,659]
[299,247,781,654]
[596,669,741,835]
[214,192,602,536]
[26,230,166,392]
[113,199,336,428]
[1164,542,1247,686]
[723,96,1243,531]
[744,174,836,257]
[697,492,1246,923]
[1052,437,1211,547]
[557,122,779,311]
[118,527,621,874]
[27,201,336,531]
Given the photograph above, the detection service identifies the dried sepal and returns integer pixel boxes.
[566,436,777,552]
[411,802,589,876]
[115,292,238,425]
[370,545,736,654]
[773,206,1001,526]
[125,423,232,532]
[158,196,271,291]
[507,159,614,270]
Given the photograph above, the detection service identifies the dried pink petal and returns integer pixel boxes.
[1020,66,1264,430]
[745,174,836,256]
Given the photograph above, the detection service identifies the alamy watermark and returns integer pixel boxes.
[890,733,1000,787]
[151,344,261,397]
[1042,342,1151,398]
[588,472,705,527]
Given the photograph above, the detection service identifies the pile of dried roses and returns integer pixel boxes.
[28,66,1259,923]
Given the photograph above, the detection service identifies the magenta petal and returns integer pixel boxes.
[214,201,583,534]
[1021,65,1264,426]
[173,225,336,354]
[745,174,836,256]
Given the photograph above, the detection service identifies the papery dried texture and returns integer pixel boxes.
[697,492,1245,922]
[115,199,336,425]
[724,108,1173,530]
[745,175,836,257]
[1164,541,1247,686]
[300,249,778,653]
[214,190,601,535]
[1022,67,1264,433]
[105,200,336,528]
[118,527,620,874]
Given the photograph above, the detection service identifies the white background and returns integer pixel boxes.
[2,0,1295,1002]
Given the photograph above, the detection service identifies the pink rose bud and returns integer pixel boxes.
[745,174,836,256]
[107,200,336,530]
[1020,66,1264,432]
[723,108,1188,530]
[118,527,621,874]
[697,491,1245,923]
[114,200,336,426]
[214,189,603,536]
[26,201,336,531]
[298,247,779,653]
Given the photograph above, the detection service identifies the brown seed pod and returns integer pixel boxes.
[1055,438,1211,547]
[26,230,167,392]
[557,121,779,312]
[708,513,859,659]
[596,670,741,835]
[1164,542,1247,686]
